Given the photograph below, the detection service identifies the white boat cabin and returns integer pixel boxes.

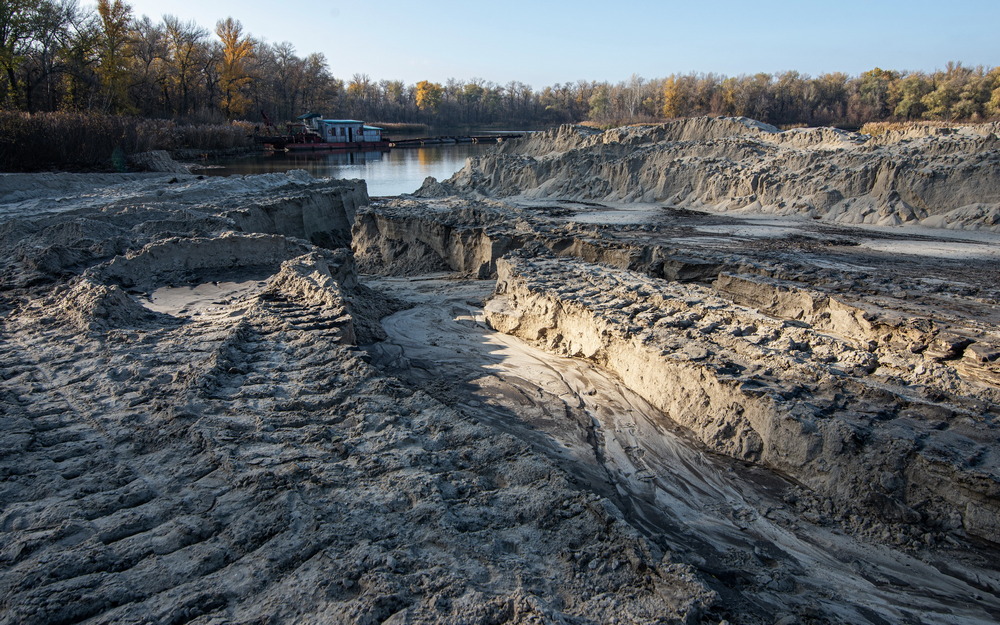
[297,114,383,143]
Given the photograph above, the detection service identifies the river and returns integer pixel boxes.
[199,143,498,196]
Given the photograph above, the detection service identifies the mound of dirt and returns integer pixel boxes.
[4,155,1000,624]
[0,172,720,625]
[431,117,1000,231]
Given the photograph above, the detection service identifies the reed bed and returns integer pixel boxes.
[0,112,254,171]
[858,120,958,137]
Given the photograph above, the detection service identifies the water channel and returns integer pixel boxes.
[200,143,498,196]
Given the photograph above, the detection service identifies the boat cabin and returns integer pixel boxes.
[315,119,382,144]
[283,112,386,148]
[295,114,382,143]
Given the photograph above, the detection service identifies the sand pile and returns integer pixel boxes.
[353,189,1000,623]
[4,140,1000,623]
[428,116,1000,231]
[0,171,721,625]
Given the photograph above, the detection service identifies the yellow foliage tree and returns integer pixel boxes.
[97,0,134,113]
[662,75,690,118]
[216,17,254,119]
[415,80,443,112]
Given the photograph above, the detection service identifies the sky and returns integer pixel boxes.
[114,0,999,88]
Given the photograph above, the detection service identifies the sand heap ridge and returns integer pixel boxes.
[353,189,1000,622]
[0,171,720,625]
[424,116,1000,231]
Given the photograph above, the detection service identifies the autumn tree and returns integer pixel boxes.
[96,0,134,113]
[215,17,253,118]
[415,79,442,113]
[56,6,100,111]
[661,75,691,118]
[4,2,1000,131]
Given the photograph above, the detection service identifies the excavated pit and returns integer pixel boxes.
[3,117,1000,625]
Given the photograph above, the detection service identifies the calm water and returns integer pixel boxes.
[200,143,498,196]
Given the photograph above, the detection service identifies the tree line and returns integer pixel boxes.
[3,0,1000,129]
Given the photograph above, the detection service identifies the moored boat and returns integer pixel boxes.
[256,113,390,151]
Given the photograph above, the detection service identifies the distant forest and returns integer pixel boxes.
[4,0,1000,130]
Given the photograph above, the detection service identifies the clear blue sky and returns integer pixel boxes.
[114,0,998,87]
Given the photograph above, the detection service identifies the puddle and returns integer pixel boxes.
[140,280,267,318]
[858,238,1000,259]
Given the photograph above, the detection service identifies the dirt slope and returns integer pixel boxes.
[428,117,1000,231]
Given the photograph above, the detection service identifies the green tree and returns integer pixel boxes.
[733,73,773,121]
[461,80,484,122]
[920,63,971,120]
[892,73,931,120]
[857,67,900,120]
[1,0,77,110]
[346,72,376,118]
[808,73,848,124]
[22,0,78,111]
[951,65,990,120]
[302,52,338,115]
[0,0,36,107]
[587,83,610,121]
[772,70,805,124]
[986,67,1000,119]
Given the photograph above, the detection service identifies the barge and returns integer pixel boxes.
[255,112,524,151]
[257,114,390,151]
